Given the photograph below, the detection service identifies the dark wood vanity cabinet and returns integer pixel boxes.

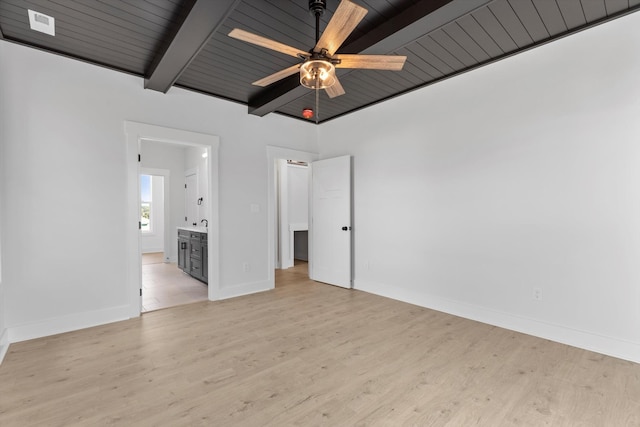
[177,229,208,284]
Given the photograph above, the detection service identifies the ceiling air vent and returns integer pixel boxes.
[28,9,55,36]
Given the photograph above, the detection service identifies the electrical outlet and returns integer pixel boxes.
[242,262,250,272]
[533,287,543,301]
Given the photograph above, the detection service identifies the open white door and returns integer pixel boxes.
[310,155,352,288]
[185,170,198,226]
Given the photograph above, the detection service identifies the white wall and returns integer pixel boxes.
[318,13,640,363]
[288,165,309,225]
[0,55,6,361]
[141,141,187,261]
[0,40,317,342]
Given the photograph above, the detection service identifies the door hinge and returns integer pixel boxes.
[185,216,187,221]
[138,154,141,162]
[185,183,187,188]
[139,221,141,230]
[140,289,142,296]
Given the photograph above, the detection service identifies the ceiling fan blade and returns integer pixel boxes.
[229,28,310,59]
[334,54,407,70]
[315,0,368,56]
[253,64,301,87]
[325,77,346,98]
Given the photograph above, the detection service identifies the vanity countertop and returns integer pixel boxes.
[177,226,208,233]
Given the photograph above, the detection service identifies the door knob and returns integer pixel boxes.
[341,226,351,231]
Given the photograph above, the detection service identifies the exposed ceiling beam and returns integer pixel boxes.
[247,76,304,117]
[248,0,492,117]
[145,0,240,93]
[343,0,491,54]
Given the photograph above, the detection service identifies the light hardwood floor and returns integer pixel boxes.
[142,252,208,312]
[1,262,639,426]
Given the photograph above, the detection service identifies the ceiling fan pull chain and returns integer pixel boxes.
[315,87,319,124]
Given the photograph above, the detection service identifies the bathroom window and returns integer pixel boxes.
[140,174,152,233]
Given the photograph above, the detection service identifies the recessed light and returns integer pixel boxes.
[28,9,55,36]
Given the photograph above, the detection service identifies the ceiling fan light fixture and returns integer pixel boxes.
[300,59,335,89]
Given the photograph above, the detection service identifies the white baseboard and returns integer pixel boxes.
[8,305,132,344]
[355,279,640,364]
[216,280,272,300]
[142,248,164,254]
[0,328,9,364]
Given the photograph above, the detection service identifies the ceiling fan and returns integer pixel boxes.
[228,0,407,99]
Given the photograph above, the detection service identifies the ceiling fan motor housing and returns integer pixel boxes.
[308,0,326,16]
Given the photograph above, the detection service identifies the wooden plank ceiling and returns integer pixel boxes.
[0,0,638,124]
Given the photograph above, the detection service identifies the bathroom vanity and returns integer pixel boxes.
[177,227,208,284]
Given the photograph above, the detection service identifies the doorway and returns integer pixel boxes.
[267,146,319,289]
[125,122,220,317]
[268,149,354,290]
[276,159,310,287]
[277,159,309,270]
[138,167,207,312]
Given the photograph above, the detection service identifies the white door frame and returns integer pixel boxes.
[125,121,220,317]
[266,146,319,288]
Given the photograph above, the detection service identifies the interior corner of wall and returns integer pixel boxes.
[217,280,272,300]
[0,327,9,365]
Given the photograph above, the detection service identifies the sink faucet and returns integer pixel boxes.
[201,219,208,228]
